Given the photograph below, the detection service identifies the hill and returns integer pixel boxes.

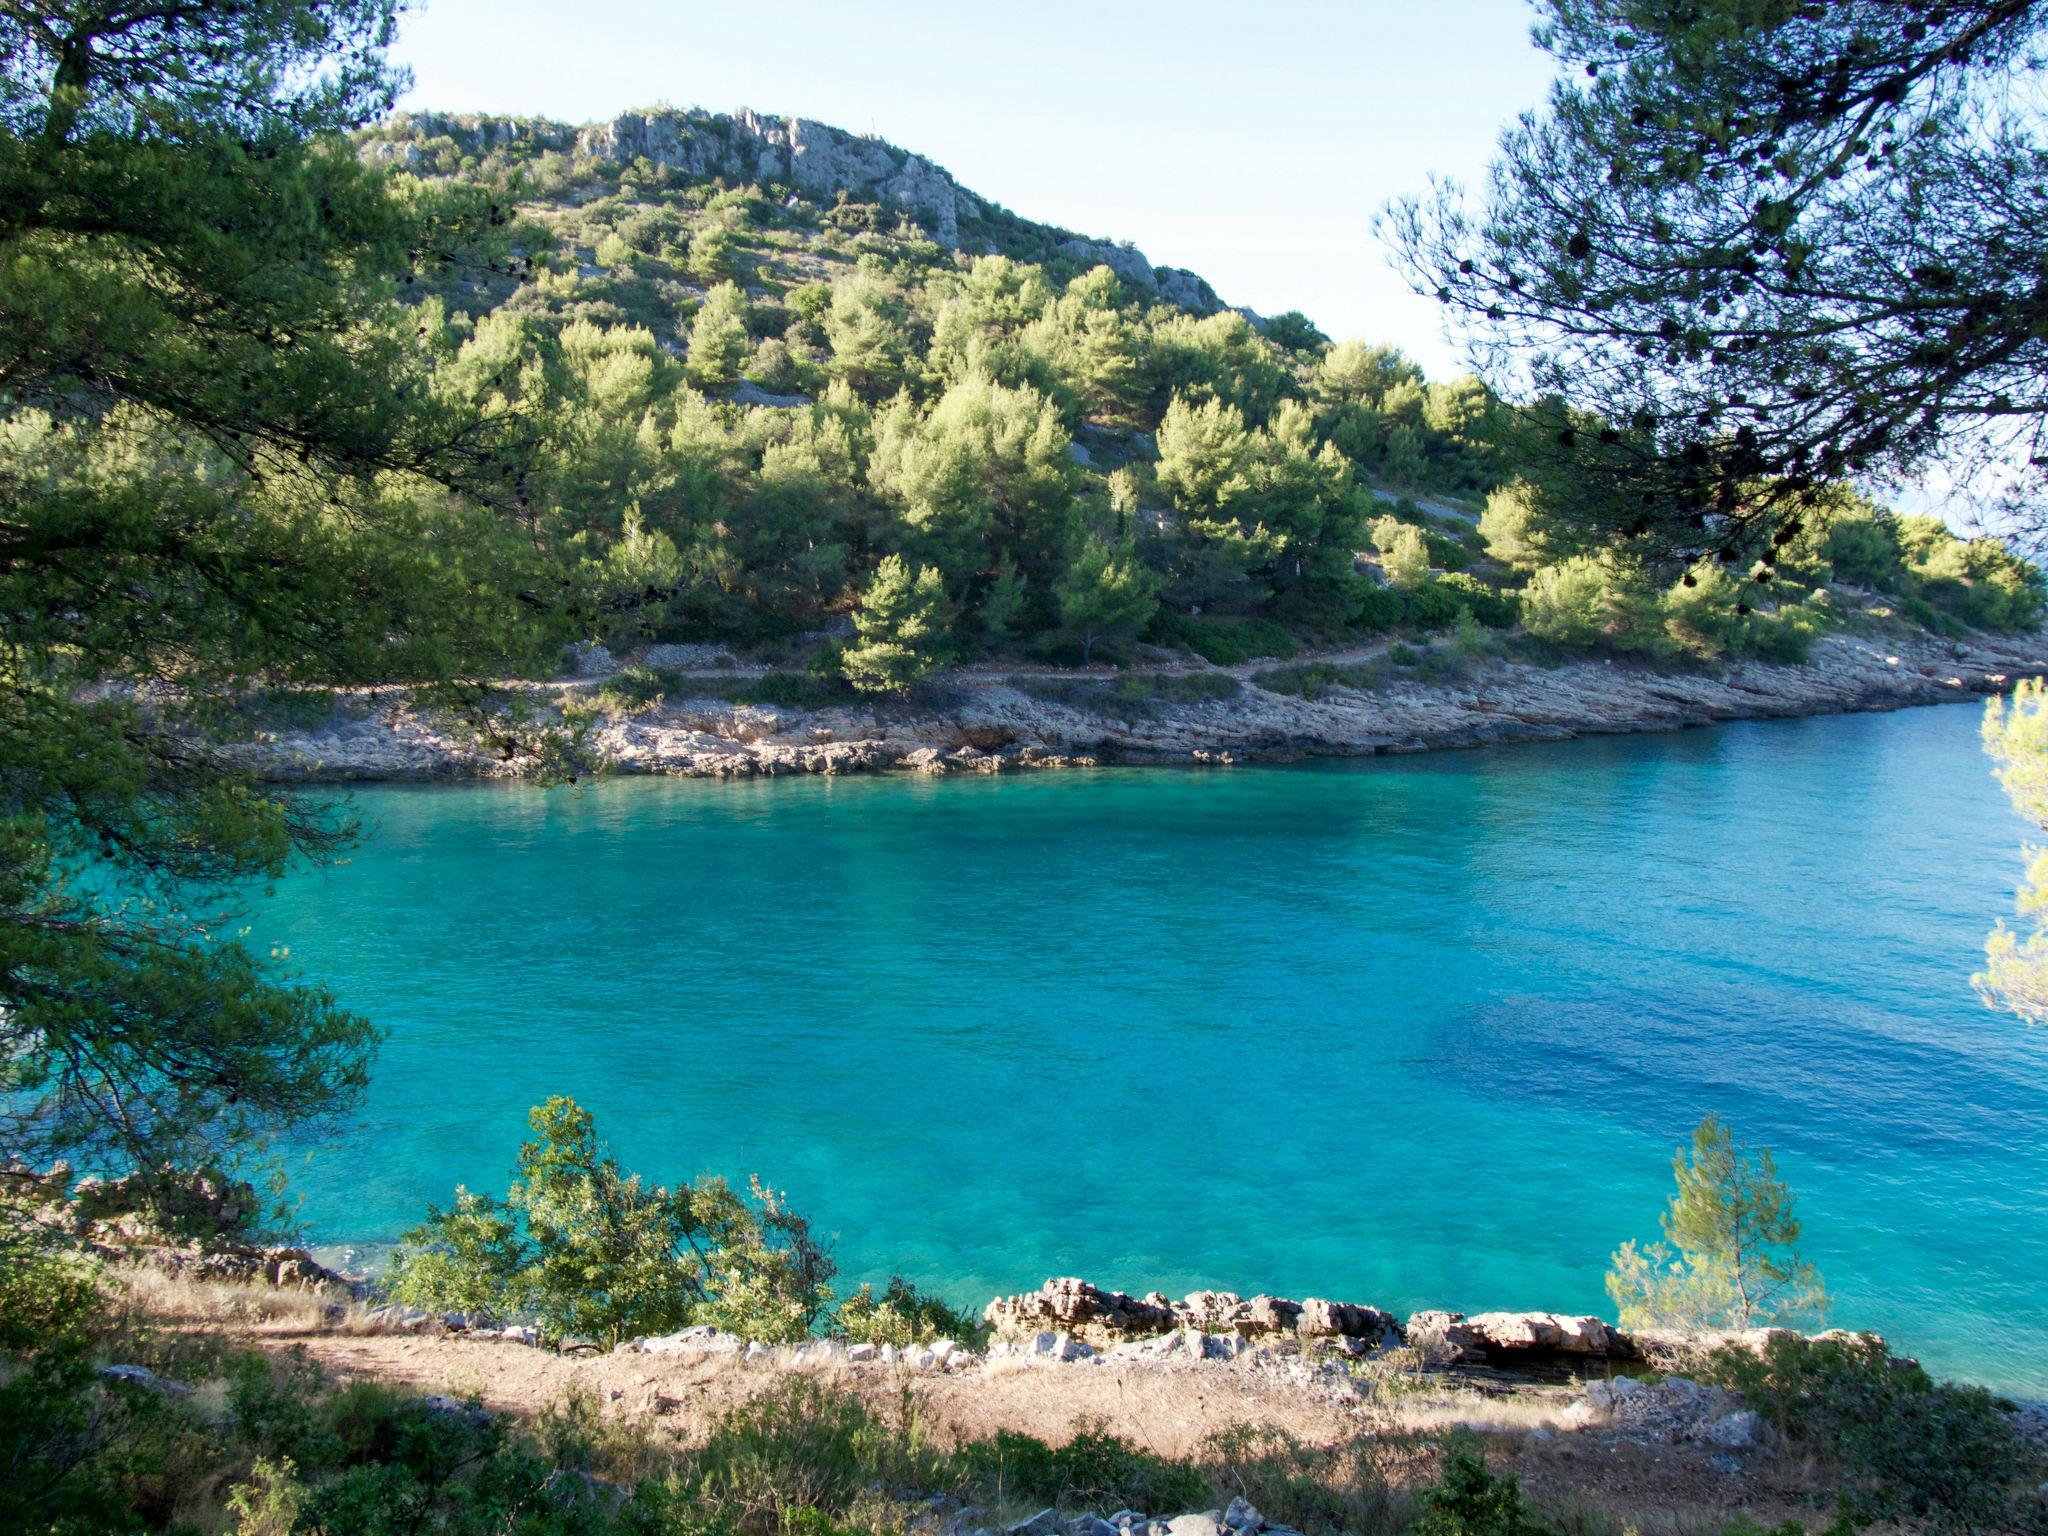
[343,104,2043,697]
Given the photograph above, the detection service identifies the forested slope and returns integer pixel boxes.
[360,105,2046,693]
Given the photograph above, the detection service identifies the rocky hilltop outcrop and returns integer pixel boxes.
[361,108,1223,310]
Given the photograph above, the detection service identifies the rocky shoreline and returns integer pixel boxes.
[225,621,2048,782]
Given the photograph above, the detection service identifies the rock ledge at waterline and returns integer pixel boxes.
[226,624,2048,783]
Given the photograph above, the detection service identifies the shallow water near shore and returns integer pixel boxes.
[259,703,2048,1394]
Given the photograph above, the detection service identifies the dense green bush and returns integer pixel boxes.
[1252,660,1389,698]
[1520,556,1668,655]
[958,1428,1209,1514]
[835,1277,987,1348]
[1401,578,1468,632]
[1143,612,1297,665]
[1707,1333,2039,1532]
[1414,1441,1545,1536]
[388,1097,835,1345]
[1436,572,1519,629]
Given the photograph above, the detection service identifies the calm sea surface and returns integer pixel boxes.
[256,703,2048,1393]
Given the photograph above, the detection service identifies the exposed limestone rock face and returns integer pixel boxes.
[1406,1309,1641,1365]
[984,1277,1178,1340]
[357,108,1224,308]
[985,1278,1400,1349]
[359,112,574,170]
[223,624,2048,785]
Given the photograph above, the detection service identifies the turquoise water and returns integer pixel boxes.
[257,704,2048,1393]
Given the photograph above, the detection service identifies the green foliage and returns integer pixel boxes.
[959,1428,1209,1514]
[1199,1425,1401,1536]
[1401,579,1469,632]
[1519,556,1667,655]
[1390,0,2048,555]
[1372,516,1432,590]
[389,1096,835,1345]
[1707,1333,2039,1532]
[1415,1440,1546,1536]
[1055,538,1158,663]
[1142,612,1296,666]
[1978,677,2048,1024]
[1476,482,1575,574]
[1252,660,1390,699]
[646,1375,954,1536]
[842,556,950,693]
[834,1277,986,1348]
[1663,567,1831,663]
[1436,572,1520,629]
[0,0,563,1179]
[685,281,753,386]
[1607,1114,1826,1332]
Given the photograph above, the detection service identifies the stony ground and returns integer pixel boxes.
[141,1277,1850,1531]
[225,617,2048,783]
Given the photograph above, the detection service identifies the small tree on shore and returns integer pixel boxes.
[842,556,949,693]
[1055,538,1157,664]
[1607,1114,1826,1332]
[388,1097,834,1345]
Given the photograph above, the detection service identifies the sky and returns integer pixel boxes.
[388,0,1561,378]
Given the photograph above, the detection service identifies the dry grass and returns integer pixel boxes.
[111,1264,354,1336]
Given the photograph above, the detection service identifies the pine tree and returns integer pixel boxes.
[1056,538,1157,664]
[1978,679,2048,1023]
[841,556,949,693]
[0,1,557,1174]
[1607,1115,1827,1331]
[685,282,752,387]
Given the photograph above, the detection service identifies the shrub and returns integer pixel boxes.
[843,557,950,693]
[1252,660,1389,698]
[1143,611,1297,665]
[835,1277,986,1348]
[1437,571,1520,628]
[958,1427,1208,1514]
[1349,583,1407,633]
[1707,1333,2039,1531]
[593,664,675,716]
[1200,1425,1403,1536]
[1371,515,1432,589]
[1415,1440,1545,1536]
[388,1096,835,1345]
[650,1376,951,1536]
[1402,578,1468,631]
[1521,555,1667,655]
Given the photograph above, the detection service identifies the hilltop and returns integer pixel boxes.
[358,104,1229,332]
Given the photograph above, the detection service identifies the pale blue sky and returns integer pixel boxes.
[389,0,1559,377]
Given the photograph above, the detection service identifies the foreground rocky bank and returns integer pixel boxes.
[228,621,2048,781]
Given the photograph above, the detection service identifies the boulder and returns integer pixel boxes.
[100,1364,193,1396]
[1296,1297,1400,1346]
[1406,1310,1638,1365]
[984,1278,1177,1341]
